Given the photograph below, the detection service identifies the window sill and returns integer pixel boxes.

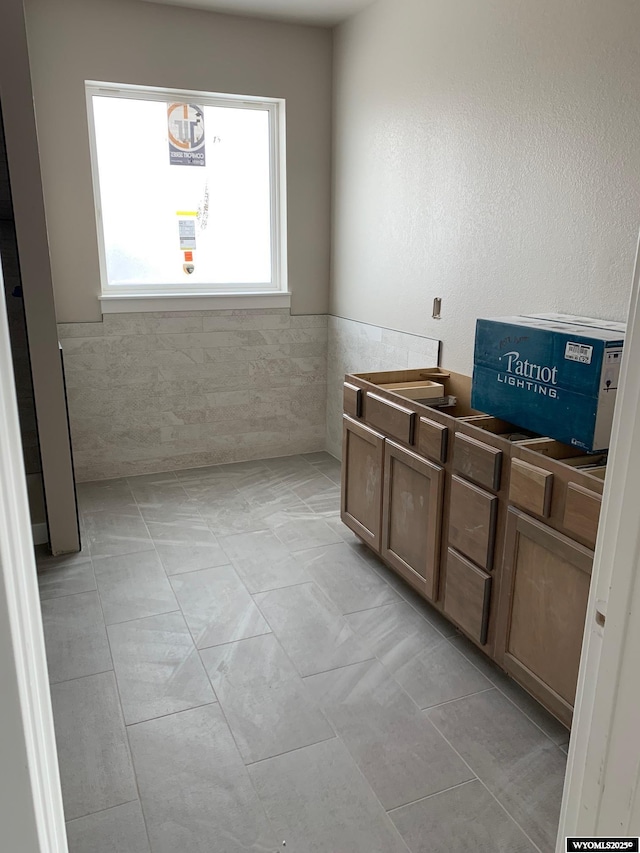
[100,291,292,314]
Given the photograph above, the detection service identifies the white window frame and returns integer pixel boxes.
[85,81,289,312]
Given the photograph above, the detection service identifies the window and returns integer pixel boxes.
[85,82,287,306]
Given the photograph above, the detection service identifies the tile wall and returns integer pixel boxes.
[58,309,327,481]
[59,310,441,480]
[326,316,441,459]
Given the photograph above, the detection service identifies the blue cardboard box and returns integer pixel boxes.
[471,315,625,452]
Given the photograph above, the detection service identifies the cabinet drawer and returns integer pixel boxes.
[453,433,502,491]
[418,416,448,463]
[343,382,362,419]
[448,475,498,570]
[365,392,416,445]
[563,483,601,547]
[443,548,492,645]
[509,458,553,518]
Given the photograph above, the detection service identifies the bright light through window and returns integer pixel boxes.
[86,84,285,296]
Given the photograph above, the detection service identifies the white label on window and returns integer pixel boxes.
[178,220,196,250]
[565,341,593,364]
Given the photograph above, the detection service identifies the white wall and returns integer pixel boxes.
[332,0,640,374]
[24,0,333,322]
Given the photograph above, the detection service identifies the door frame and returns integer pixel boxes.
[0,258,67,849]
[558,231,640,844]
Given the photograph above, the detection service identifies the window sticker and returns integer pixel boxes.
[167,103,206,167]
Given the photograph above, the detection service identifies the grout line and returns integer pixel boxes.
[300,657,378,681]
[105,609,183,629]
[65,798,141,826]
[427,707,545,853]
[386,778,479,813]
[243,732,339,769]
[124,700,219,730]
[39,584,98,603]
[49,667,115,687]
[418,686,496,712]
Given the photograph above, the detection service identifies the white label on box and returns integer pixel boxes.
[565,342,593,364]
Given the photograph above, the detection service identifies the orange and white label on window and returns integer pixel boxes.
[167,103,205,167]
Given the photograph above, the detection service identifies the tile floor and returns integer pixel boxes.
[37,452,569,853]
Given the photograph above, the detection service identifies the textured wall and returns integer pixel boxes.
[332,0,640,374]
[326,316,440,458]
[24,0,332,321]
[59,309,327,481]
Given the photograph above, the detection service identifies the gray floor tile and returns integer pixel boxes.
[51,672,137,821]
[218,529,312,593]
[248,738,408,853]
[428,688,567,851]
[305,659,473,810]
[147,520,228,575]
[128,704,278,853]
[84,510,154,559]
[346,601,444,665]
[131,482,203,524]
[108,612,216,725]
[390,780,538,853]
[251,491,316,530]
[300,542,400,614]
[76,479,138,516]
[38,559,96,600]
[171,565,271,649]
[274,516,343,552]
[255,582,373,676]
[449,634,570,745]
[304,451,342,484]
[201,634,334,764]
[198,492,270,536]
[290,471,338,503]
[388,636,492,710]
[94,551,178,625]
[346,603,490,708]
[42,591,111,683]
[127,471,179,486]
[66,801,151,853]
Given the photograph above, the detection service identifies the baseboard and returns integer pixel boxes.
[31,522,49,545]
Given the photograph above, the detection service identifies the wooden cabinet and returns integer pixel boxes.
[341,416,385,552]
[341,367,605,730]
[381,441,444,601]
[496,509,593,727]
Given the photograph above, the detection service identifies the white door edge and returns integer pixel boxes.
[558,229,640,845]
[0,257,67,848]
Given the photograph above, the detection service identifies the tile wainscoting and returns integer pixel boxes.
[58,310,441,480]
[326,316,441,459]
[59,309,328,481]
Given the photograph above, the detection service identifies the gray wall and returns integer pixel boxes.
[24,0,333,322]
[331,0,640,374]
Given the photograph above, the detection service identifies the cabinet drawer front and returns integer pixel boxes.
[443,548,492,645]
[418,417,448,463]
[343,382,362,419]
[365,392,416,445]
[453,433,502,491]
[563,483,601,547]
[509,458,553,518]
[381,441,443,601]
[448,475,498,570]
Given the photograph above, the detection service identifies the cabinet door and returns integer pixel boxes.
[497,508,593,727]
[448,475,498,571]
[381,440,444,601]
[341,415,385,552]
